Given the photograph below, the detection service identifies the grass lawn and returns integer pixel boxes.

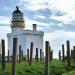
[0,60,75,75]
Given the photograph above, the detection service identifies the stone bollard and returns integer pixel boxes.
[29,42,33,66]
[73,46,75,62]
[62,44,65,62]
[1,39,5,71]
[59,50,61,60]
[71,49,73,60]
[66,40,70,67]
[45,41,49,75]
[27,49,29,61]
[51,50,53,61]
[42,51,44,61]
[19,45,21,63]
[49,46,51,61]
[21,50,23,61]
[12,38,18,75]
[40,49,42,61]
[35,55,36,60]
[8,50,10,63]
[36,48,38,62]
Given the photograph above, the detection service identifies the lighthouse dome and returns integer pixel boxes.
[12,6,24,21]
[13,6,23,14]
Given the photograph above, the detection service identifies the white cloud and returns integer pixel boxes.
[20,0,50,11]
[0,16,10,25]
[20,0,75,24]
[20,0,75,12]
[44,30,75,41]
[34,15,46,19]
[25,17,49,27]
[50,15,71,24]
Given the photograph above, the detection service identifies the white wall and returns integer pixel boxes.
[25,33,43,58]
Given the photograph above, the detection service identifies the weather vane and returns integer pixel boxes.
[16,6,19,10]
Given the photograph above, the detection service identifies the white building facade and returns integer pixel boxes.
[7,7,44,58]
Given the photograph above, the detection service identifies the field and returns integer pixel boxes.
[0,60,75,75]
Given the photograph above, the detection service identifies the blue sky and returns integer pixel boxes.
[0,0,75,58]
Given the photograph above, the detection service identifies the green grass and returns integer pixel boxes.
[0,60,75,75]
[0,61,45,75]
[63,70,75,75]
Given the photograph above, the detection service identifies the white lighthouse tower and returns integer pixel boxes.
[7,7,44,58]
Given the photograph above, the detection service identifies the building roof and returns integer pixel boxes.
[7,30,44,37]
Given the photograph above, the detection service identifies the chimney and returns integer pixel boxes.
[33,24,37,31]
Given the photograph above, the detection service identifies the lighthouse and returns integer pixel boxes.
[7,6,44,58]
[11,6,25,33]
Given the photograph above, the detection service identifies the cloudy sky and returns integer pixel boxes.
[0,0,75,58]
